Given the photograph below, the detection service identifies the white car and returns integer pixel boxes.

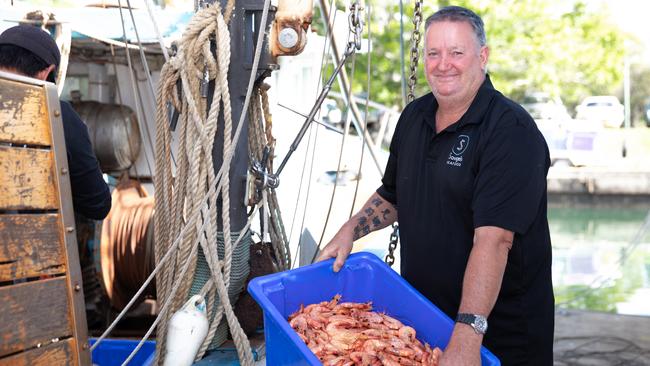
[521,92,571,122]
[575,96,625,128]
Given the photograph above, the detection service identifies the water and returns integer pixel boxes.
[360,206,650,315]
[550,206,650,315]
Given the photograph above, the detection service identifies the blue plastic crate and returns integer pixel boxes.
[89,338,155,366]
[248,251,500,365]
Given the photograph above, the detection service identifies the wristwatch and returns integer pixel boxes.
[456,313,488,334]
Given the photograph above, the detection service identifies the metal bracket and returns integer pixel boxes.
[249,146,279,205]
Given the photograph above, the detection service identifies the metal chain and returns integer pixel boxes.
[406,0,424,102]
[386,0,423,267]
[385,224,399,266]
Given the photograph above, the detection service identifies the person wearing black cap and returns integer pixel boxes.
[0,25,111,220]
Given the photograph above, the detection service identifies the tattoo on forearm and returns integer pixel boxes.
[352,199,394,240]
[353,221,371,240]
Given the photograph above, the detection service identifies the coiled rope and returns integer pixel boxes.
[248,83,291,270]
[154,1,259,364]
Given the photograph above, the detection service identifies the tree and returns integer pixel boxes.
[628,65,650,127]
[317,0,629,112]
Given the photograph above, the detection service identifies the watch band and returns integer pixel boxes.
[456,313,488,334]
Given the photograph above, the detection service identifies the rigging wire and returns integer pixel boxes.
[315,53,356,248]
[315,20,359,249]
[108,43,142,181]
[143,0,170,61]
[116,0,154,176]
[349,1,372,218]
[318,0,383,177]
[125,0,158,108]
[124,0,165,161]
[131,0,178,168]
[125,0,176,170]
[289,0,338,269]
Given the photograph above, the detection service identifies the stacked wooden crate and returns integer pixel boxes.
[0,71,90,366]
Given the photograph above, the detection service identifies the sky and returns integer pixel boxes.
[593,0,650,62]
[3,0,649,58]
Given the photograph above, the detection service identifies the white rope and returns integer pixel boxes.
[152,1,272,364]
[119,201,261,365]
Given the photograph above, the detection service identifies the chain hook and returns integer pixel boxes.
[348,1,364,51]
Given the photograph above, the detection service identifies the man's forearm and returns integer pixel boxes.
[442,226,513,365]
[458,226,512,315]
[347,192,398,240]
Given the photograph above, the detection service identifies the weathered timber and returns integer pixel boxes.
[0,71,89,365]
[0,146,58,210]
[0,338,77,366]
[0,277,72,358]
[0,78,51,146]
[0,214,66,282]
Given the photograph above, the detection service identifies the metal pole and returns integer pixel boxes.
[622,51,631,158]
[204,0,276,231]
[624,55,631,130]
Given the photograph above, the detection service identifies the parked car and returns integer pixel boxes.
[644,100,650,127]
[575,95,625,128]
[321,98,343,126]
[521,92,571,122]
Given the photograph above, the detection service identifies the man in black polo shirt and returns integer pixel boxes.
[317,6,554,365]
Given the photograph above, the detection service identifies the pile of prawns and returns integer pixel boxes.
[288,294,443,366]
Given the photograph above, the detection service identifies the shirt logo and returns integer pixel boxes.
[452,135,470,156]
[447,135,470,167]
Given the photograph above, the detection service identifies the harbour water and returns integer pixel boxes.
[359,204,650,315]
[550,206,650,315]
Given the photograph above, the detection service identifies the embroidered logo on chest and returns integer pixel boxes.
[447,134,470,167]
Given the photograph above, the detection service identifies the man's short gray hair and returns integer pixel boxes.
[425,6,487,47]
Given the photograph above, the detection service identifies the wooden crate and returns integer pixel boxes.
[0,71,90,366]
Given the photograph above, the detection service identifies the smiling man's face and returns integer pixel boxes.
[424,20,488,105]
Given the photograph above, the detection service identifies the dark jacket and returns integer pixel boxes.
[61,101,111,219]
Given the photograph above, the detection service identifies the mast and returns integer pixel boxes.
[202,0,276,232]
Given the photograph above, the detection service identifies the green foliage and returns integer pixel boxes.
[629,65,650,126]
[555,284,626,312]
[448,0,627,110]
[317,0,629,111]
[313,1,436,108]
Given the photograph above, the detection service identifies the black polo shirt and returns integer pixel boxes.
[377,75,554,365]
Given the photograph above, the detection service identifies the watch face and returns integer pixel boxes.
[474,316,488,333]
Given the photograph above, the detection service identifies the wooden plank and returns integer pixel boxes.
[0,78,51,146]
[0,338,77,366]
[0,277,73,357]
[0,214,66,282]
[0,146,58,210]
